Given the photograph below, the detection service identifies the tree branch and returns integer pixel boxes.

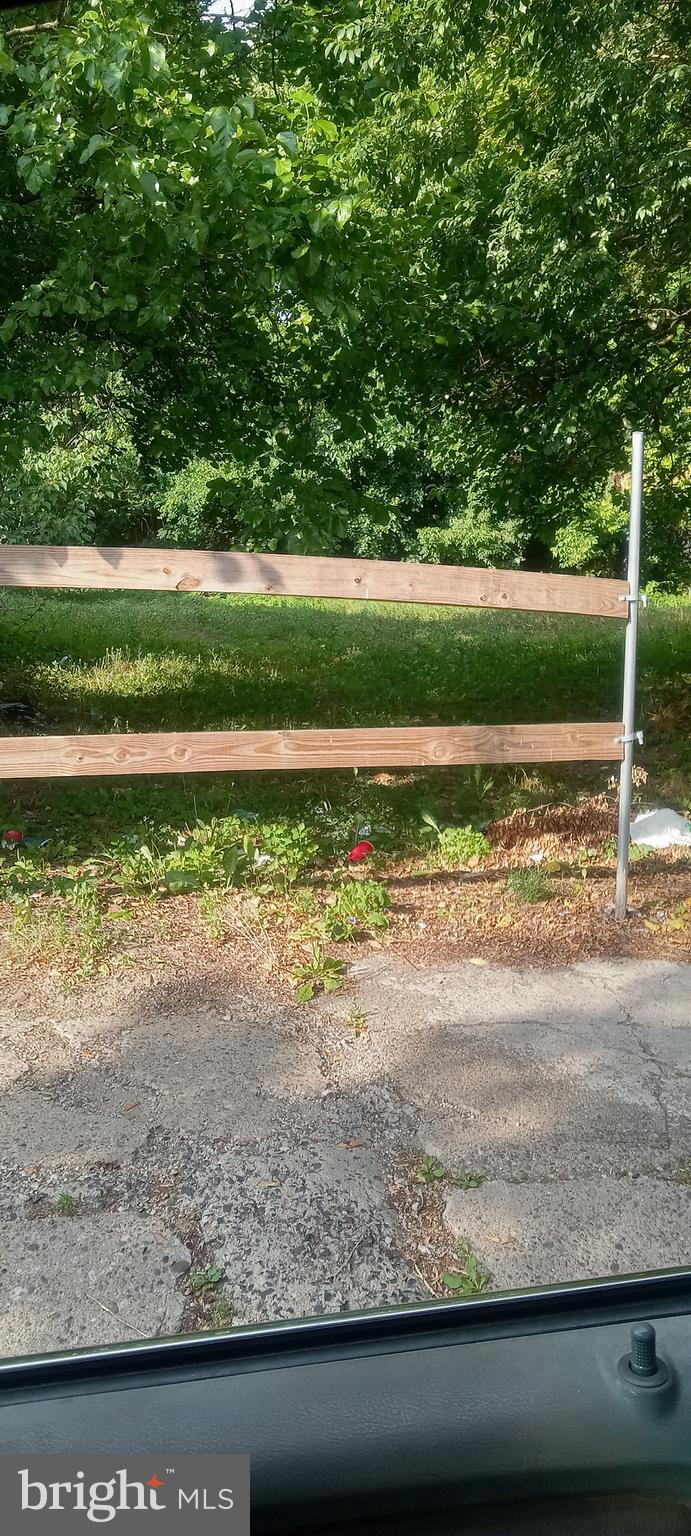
[7,18,58,35]
[271,0,280,99]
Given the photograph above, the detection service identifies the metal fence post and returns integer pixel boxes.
[614,431,644,919]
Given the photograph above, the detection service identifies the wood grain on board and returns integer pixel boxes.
[0,723,625,779]
[0,545,629,619]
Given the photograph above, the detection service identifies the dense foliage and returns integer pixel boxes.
[1,0,690,582]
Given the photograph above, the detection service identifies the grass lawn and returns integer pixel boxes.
[0,588,689,984]
[1,588,689,844]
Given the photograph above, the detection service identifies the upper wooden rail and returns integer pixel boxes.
[0,546,629,619]
[0,724,624,779]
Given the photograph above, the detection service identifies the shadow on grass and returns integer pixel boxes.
[0,591,688,857]
[0,591,631,733]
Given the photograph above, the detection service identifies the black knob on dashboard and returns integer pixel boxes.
[618,1321,670,1389]
[630,1323,658,1378]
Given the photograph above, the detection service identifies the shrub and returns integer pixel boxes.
[417,505,524,569]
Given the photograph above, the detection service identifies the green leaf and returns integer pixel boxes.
[140,171,162,203]
[295,981,315,1004]
[441,1273,470,1291]
[164,868,200,893]
[190,1266,222,1291]
[79,134,107,165]
[276,130,299,159]
[102,62,124,98]
[313,119,338,140]
[148,40,169,77]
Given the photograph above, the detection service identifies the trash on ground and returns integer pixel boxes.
[2,830,24,847]
[630,808,691,849]
[348,840,374,862]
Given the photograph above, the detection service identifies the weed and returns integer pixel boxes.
[209,1298,235,1329]
[630,842,653,863]
[66,879,105,976]
[417,1155,446,1183]
[292,943,344,1003]
[6,878,105,978]
[442,1240,491,1295]
[8,898,68,969]
[261,822,319,884]
[291,888,318,917]
[422,814,490,869]
[416,1157,485,1188]
[449,1169,486,1190]
[189,1265,223,1292]
[343,1004,369,1035]
[674,1162,691,1185]
[323,878,390,941]
[199,889,226,942]
[56,1192,76,1216]
[506,867,551,903]
[112,824,257,898]
[112,839,167,897]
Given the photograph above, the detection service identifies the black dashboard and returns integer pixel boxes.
[1,1272,691,1532]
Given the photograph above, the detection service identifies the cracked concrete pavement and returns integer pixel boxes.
[1,957,691,1357]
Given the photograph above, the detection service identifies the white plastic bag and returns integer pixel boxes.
[630,808,691,849]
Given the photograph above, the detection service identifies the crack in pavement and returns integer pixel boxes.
[584,969,677,1160]
[2,957,691,1353]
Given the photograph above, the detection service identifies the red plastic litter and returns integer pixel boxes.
[3,830,23,844]
[348,840,374,862]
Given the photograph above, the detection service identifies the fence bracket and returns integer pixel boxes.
[618,591,648,610]
[615,730,644,747]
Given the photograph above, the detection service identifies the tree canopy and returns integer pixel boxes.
[1,0,690,582]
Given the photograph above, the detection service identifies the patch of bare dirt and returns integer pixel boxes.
[385,865,691,967]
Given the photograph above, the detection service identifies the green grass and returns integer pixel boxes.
[0,589,689,867]
[506,867,552,903]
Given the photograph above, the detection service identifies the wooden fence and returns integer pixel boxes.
[0,542,626,780]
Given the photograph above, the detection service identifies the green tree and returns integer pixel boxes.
[1,0,690,581]
[254,0,691,582]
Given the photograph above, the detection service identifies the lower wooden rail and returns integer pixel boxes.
[0,723,624,779]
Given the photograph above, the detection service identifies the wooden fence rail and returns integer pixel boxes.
[0,724,625,780]
[0,542,628,781]
[0,544,629,620]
